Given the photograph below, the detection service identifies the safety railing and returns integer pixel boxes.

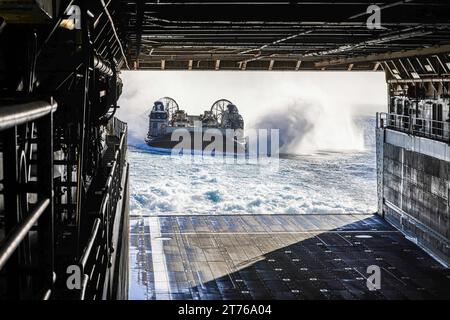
[0,199,50,270]
[0,100,57,131]
[78,218,101,300]
[77,117,127,300]
[0,99,57,299]
[377,112,450,144]
[109,117,128,140]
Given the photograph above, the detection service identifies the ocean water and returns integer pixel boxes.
[128,116,377,216]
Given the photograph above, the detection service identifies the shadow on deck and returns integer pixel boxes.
[129,214,450,300]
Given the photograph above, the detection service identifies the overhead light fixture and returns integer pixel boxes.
[425,65,434,72]
[411,72,420,79]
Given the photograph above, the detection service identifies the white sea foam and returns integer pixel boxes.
[128,117,377,216]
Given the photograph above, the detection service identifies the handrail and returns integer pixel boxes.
[79,274,89,300]
[103,131,126,193]
[378,112,450,143]
[41,272,57,300]
[79,218,101,271]
[77,118,127,299]
[0,199,50,270]
[100,193,110,217]
[0,100,58,131]
[105,160,117,191]
[379,112,450,128]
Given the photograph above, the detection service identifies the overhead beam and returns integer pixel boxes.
[315,44,450,68]
[373,62,380,71]
[135,3,450,24]
[134,0,144,65]
[238,30,313,56]
[305,28,433,58]
[388,78,450,84]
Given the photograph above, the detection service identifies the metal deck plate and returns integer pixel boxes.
[129,214,450,300]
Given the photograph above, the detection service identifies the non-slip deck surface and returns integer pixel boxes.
[129,214,450,300]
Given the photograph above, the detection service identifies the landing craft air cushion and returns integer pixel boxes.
[145,98,246,154]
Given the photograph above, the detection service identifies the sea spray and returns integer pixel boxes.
[251,98,364,154]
